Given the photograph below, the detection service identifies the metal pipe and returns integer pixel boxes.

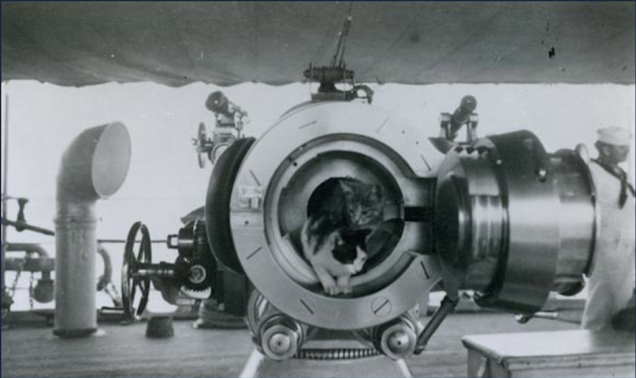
[6,243,54,303]
[97,239,167,244]
[6,243,49,257]
[414,295,459,354]
[0,218,55,236]
[7,240,117,292]
[515,310,582,325]
[54,122,131,338]
[96,244,113,291]
[2,94,9,293]
[4,257,55,272]
[133,264,175,279]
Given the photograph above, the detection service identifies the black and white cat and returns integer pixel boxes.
[300,177,385,295]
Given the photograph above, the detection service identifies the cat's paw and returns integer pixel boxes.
[336,276,352,294]
[339,285,352,294]
[314,267,338,296]
[324,285,340,296]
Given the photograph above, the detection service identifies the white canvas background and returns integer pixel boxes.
[1,81,634,310]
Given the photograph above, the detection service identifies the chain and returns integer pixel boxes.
[28,271,35,311]
[104,282,123,308]
[8,254,26,299]
[3,254,26,321]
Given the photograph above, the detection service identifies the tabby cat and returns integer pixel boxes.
[300,177,385,295]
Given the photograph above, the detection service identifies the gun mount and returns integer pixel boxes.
[121,96,597,361]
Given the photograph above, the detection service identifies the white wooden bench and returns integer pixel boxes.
[462,330,635,377]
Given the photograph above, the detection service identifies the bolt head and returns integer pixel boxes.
[268,332,292,355]
[189,265,206,284]
[387,330,412,354]
[260,321,301,360]
[379,322,417,360]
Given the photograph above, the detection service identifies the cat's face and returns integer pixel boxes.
[340,180,385,229]
[332,229,370,273]
[332,239,368,274]
[349,246,367,274]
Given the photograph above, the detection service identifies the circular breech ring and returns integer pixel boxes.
[229,102,442,330]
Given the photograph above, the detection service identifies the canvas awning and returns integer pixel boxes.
[2,1,634,87]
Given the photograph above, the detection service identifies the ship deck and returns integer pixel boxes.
[2,312,578,378]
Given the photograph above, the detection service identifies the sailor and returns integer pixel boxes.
[581,126,635,331]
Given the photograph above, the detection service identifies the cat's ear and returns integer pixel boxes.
[329,231,343,248]
[339,180,355,199]
[370,185,384,200]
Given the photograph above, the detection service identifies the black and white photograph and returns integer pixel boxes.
[1,2,634,377]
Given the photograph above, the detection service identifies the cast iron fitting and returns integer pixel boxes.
[6,244,53,303]
[33,274,55,303]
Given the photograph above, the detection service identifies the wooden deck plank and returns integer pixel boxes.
[2,322,254,377]
[2,313,578,378]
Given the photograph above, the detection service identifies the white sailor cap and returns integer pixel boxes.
[597,126,632,146]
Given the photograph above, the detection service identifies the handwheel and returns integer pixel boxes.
[122,221,152,320]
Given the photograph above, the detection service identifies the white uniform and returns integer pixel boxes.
[581,162,635,330]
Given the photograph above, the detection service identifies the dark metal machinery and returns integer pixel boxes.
[120,92,597,361]
[194,91,248,168]
[118,92,253,320]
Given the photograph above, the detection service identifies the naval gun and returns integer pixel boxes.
[120,92,596,361]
